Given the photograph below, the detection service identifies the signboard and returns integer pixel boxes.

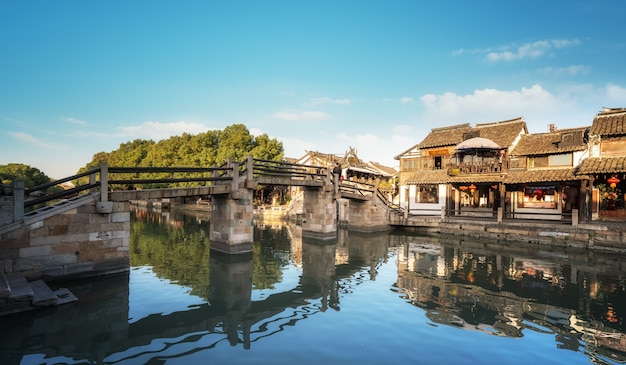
[428,149,449,156]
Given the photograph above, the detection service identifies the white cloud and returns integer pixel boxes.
[116,121,209,140]
[400,97,414,104]
[280,136,317,159]
[62,117,88,126]
[273,110,331,121]
[420,84,556,120]
[8,132,70,151]
[539,65,590,77]
[418,84,573,133]
[606,83,626,102]
[486,39,580,62]
[308,97,350,105]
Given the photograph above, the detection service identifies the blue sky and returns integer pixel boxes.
[2,1,625,179]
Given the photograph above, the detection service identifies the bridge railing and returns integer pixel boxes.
[375,188,404,215]
[106,165,234,188]
[6,161,240,225]
[338,180,375,198]
[252,158,328,182]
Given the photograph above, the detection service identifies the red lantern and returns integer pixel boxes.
[469,184,476,193]
[459,186,468,191]
[608,176,620,188]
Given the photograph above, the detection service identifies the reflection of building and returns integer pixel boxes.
[395,236,626,360]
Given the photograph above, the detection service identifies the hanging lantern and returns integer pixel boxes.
[608,175,620,188]
[469,184,476,193]
[459,186,468,191]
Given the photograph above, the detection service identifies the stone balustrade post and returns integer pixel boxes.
[225,158,238,192]
[89,167,98,193]
[572,208,578,226]
[246,154,254,182]
[13,180,24,222]
[99,162,109,202]
[497,207,503,223]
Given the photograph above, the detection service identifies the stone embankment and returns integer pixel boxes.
[394,215,626,253]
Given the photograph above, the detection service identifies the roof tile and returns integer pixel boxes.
[510,126,588,156]
[589,108,626,136]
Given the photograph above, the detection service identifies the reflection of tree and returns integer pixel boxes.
[130,210,292,299]
[130,209,211,299]
[252,226,292,290]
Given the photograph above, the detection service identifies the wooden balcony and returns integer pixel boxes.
[447,160,508,176]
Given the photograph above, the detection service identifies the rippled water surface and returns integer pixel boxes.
[1,207,625,365]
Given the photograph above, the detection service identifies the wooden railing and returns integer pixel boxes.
[447,160,508,176]
[252,158,328,182]
[338,180,375,199]
[3,155,333,225]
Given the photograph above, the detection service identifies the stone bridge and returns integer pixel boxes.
[0,155,401,281]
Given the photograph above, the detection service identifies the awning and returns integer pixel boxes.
[455,137,501,151]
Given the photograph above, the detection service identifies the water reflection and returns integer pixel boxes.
[395,233,626,361]
[0,207,624,365]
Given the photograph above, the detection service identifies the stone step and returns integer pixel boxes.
[30,280,57,307]
[7,275,33,302]
[0,274,78,316]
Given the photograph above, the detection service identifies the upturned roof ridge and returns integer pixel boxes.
[430,123,471,132]
[475,116,525,127]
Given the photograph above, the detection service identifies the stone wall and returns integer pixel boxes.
[0,200,130,280]
[301,187,336,238]
[340,197,392,232]
[210,189,254,254]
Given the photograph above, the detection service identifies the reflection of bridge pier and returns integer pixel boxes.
[209,251,254,349]
[302,236,337,311]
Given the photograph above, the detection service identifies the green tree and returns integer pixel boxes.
[215,124,256,164]
[0,163,53,189]
[75,123,284,189]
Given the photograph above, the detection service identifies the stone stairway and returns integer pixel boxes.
[0,273,77,316]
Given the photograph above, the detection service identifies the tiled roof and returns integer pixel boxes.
[474,118,527,148]
[448,174,504,184]
[589,108,626,136]
[419,123,471,149]
[509,126,588,156]
[504,168,583,184]
[368,161,398,176]
[404,170,449,184]
[418,118,527,149]
[577,156,626,174]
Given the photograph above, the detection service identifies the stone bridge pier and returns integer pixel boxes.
[210,188,255,254]
[337,196,390,232]
[301,185,337,239]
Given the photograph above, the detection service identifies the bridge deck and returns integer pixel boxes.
[108,185,231,202]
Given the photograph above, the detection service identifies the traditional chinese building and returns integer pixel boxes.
[396,107,626,223]
[395,118,527,215]
[577,107,626,220]
[504,125,590,220]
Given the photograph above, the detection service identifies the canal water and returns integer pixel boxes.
[1,207,625,365]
